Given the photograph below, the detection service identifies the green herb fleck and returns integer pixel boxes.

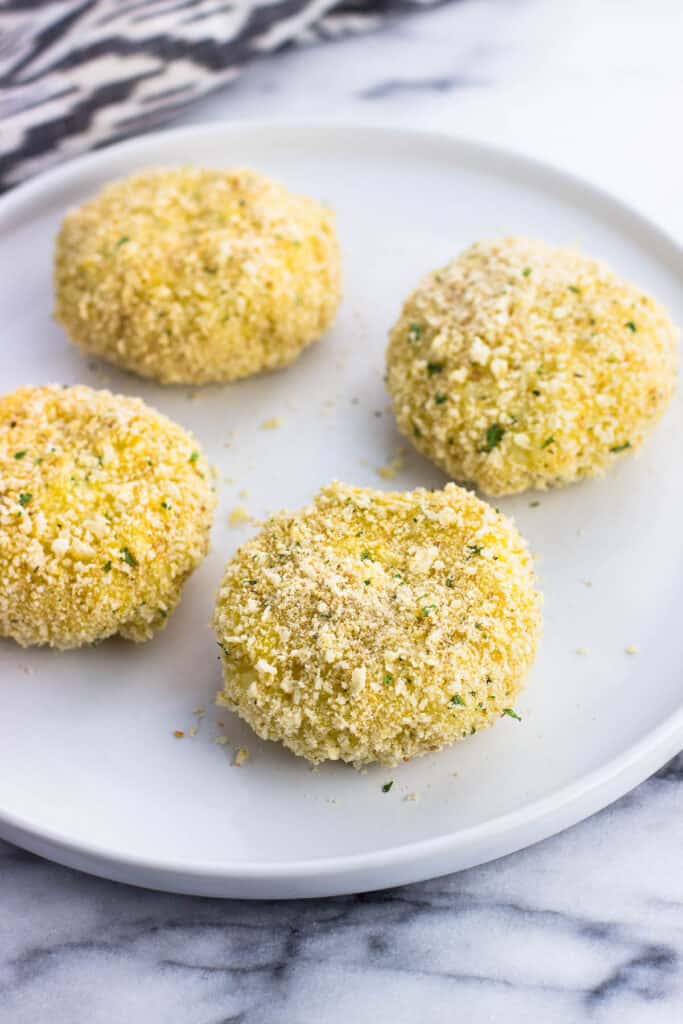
[382,781,394,793]
[161,500,171,510]
[363,579,371,586]
[625,321,637,332]
[408,323,422,342]
[18,492,32,507]
[14,450,27,460]
[435,393,448,404]
[529,500,540,508]
[541,436,555,450]
[568,285,581,294]
[610,441,631,453]
[522,267,532,277]
[412,422,422,439]
[360,550,373,562]
[421,604,437,617]
[503,708,522,721]
[445,577,455,588]
[120,547,138,568]
[426,361,443,376]
[467,544,483,558]
[483,423,505,452]
[384,673,394,684]
[102,561,112,573]
[450,694,465,706]
[115,235,130,248]
[189,450,199,463]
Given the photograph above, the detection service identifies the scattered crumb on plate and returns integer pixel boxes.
[228,505,251,527]
[376,450,405,480]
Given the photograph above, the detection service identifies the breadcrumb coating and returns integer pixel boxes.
[0,385,216,648]
[387,237,679,496]
[213,481,541,766]
[54,167,341,385]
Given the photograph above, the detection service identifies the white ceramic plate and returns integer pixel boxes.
[1,123,682,899]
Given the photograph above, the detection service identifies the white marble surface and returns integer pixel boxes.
[2,1,683,1020]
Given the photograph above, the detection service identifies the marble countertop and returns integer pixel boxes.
[2,1,683,1020]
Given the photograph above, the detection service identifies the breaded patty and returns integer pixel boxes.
[387,237,679,496]
[54,167,341,385]
[0,385,216,648]
[213,481,541,766]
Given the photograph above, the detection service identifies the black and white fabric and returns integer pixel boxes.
[0,0,448,192]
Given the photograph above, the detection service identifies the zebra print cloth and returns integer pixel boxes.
[0,0,448,192]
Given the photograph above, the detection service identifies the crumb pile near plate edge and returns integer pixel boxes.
[0,384,216,649]
[386,236,679,496]
[213,481,541,766]
[54,166,342,385]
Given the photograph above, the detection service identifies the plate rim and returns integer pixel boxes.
[1,119,682,897]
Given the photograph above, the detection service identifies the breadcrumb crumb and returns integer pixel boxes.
[377,451,405,481]
[228,505,252,527]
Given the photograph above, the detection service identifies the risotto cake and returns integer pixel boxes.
[0,385,216,648]
[213,481,541,766]
[386,237,679,496]
[54,167,341,385]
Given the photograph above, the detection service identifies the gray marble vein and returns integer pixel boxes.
[1,756,683,1022]
[2,0,682,1020]
[358,75,486,99]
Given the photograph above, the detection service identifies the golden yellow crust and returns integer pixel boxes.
[0,385,216,648]
[54,167,342,385]
[387,237,679,496]
[213,481,541,766]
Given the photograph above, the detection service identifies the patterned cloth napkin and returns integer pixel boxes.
[0,0,448,191]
